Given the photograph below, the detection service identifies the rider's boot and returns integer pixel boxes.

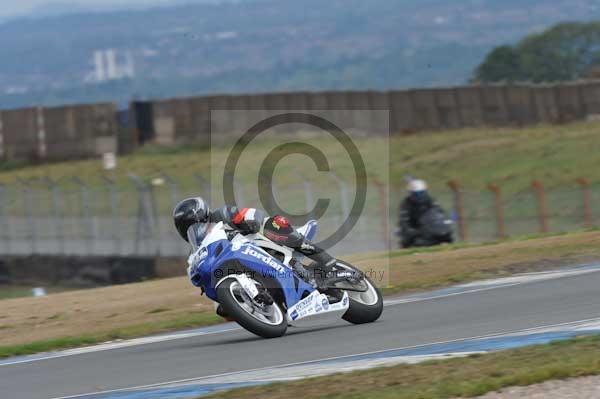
[263,217,338,291]
[309,256,345,304]
[296,241,338,291]
[312,260,338,291]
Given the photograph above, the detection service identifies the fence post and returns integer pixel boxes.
[329,172,350,224]
[372,178,391,251]
[0,184,10,254]
[43,177,64,255]
[234,176,245,206]
[72,177,94,255]
[576,178,593,228]
[447,180,467,241]
[158,171,181,256]
[301,179,314,217]
[129,173,158,256]
[101,176,121,255]
[160,171,180,208]
[193,173,211,198]
[293,167,315,219]
[487,183,506,239]
[222,170,238,206]
[270,181,280,213]
[531,180,549,233]
[16,178,37,254]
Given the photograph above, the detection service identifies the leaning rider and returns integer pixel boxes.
[173,197,337,288]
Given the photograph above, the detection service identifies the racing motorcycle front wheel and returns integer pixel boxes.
[333,262,384,324]
[217,278,287,338]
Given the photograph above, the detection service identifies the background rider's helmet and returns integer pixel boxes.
[407,179,430,203]
[173,197,210,241]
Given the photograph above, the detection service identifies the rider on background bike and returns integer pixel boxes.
[173,197,337,288]
[398,179,443,248]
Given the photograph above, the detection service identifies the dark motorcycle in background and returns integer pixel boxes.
[399,207,455,248]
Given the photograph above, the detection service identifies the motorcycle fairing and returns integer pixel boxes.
[286,289,349,323]
[190,224,316,307]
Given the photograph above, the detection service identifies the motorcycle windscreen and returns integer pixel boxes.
[187,222,211,250]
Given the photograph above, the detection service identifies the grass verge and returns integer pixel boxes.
[368,229,600,296]
[200,335,600,399]
[0,312,222,359]
[0,120,599,195]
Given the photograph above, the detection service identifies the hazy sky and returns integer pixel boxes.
[0,0,191,18]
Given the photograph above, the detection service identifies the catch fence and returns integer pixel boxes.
[0,177,596,257]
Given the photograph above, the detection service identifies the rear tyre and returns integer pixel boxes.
[217,278,287,338]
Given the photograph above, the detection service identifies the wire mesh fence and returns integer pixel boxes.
[0,177,596,257]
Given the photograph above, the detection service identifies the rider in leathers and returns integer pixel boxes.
[173,198,337,287]
[398,179,442,248]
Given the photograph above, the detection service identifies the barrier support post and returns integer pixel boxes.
[372,178,391,251]
[576,177,593,228]
[101,175,121,255]
[72,177,94,255]
[447,180,467,241]
[531,180,549,233]
[487,183,505,239]
[16,177,37,254]
[42,177,64,255]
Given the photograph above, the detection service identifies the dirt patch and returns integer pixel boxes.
[0,276,213,346]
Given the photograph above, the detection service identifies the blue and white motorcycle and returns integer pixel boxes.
[186,221,383,338]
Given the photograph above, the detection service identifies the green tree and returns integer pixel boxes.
[474,45,523,82]
[475,21,600,83]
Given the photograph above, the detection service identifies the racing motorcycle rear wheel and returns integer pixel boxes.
[217,278,287,338]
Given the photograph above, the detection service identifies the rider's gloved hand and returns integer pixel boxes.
[237,218,262,235]
[226,230,240,240]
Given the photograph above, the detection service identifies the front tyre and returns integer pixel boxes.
[334,263,383,324]
[217,278,287,338]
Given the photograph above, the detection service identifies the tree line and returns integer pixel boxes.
[475,21,600,83]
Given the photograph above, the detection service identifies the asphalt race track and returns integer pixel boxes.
[2,264,600,399]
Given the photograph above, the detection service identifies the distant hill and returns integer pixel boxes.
[1,0,599,108]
